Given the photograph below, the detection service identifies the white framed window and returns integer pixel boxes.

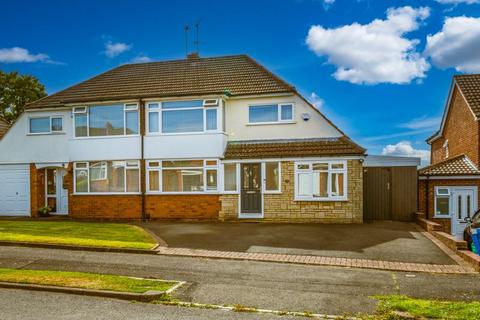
[147,159,219,193]
[294,161,347,201]
[147,99,220,135]
[248,103,294,124]
[223,163,239,193]
[73,103,139,137]
[264,162,281,193]
[435,187,451,217]
[29,116,63,134]
[73,160,140,194]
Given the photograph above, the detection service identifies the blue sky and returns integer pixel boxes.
[1,0,480,162]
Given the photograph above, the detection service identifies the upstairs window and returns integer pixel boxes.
[29,116,63,134]
[147,100,219,134]
[249,103,294,124]
[73,103,139,137]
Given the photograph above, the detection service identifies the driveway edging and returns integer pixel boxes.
[0,241,158,255]
[156,246,476,274]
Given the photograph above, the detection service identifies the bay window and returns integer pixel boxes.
[295,161,347,201]
[249,103,294,124]
[74,160,140,193]
[73,103,139,137]
[147,159,218,193]
[147,99,220,134]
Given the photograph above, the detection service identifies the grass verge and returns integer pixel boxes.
[375,295,480,320]
[0,220,156,249]
[0,268,177,293]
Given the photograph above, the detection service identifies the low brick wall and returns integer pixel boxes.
[220,160,363,223]
[69,195,142,220]
[146,194,220,220]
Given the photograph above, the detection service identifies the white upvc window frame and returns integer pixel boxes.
[294,160,348,201]
[222,163,241,194]
[146,99,221,136]
[146,159,220,194]
[28,115,64,135]
[73,160,141,195]
[72,103,140,138]
[262,161,282,194]
[247,103,295,125]
[434,187,451,218]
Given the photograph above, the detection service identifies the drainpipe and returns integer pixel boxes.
[139,99,146,222]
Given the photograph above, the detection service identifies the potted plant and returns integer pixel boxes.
[38,206,51,217]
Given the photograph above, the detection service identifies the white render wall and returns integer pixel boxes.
[0,93,343,164]
[224,94,342,141]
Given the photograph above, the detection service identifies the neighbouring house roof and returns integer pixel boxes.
[418,154,480,176]
[223,137,366,159]
[455,74,480,117]
[0,117,9,140]
[427,74,480,143]
[25,54,296,110]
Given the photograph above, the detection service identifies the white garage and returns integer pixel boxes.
[0,164,30,216]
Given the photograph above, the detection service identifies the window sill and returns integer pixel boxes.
[146,192,220,195]
[247,121,296,126]
[72,135,140,140]
[27,132,66,136]
[294,197,348,202]
[433,215,451,219]
[73,192,141,196]
[264,190,282,194]
[145,131,226,137]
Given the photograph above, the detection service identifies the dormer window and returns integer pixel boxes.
[443,140,449,159]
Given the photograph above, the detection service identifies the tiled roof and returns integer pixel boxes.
[25,55,296,110]
[0,117,9,140]
[418,154,480,176]
[455,74,480,117]
[223,137,366,159]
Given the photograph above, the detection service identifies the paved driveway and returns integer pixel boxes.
[143,221,455,265]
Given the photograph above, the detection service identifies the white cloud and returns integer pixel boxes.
[398,115,441,130]
[382,141,430,162]
[305,6,431,84]
[435,0,480,4]
[130,55,153,63]
[309,92,325,109]
[425,16,480,73]
[0,47,50,63]
[104,41,131,58]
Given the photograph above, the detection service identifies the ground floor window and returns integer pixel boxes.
[294,161,347,201]
[435,187,451,217]
[147,159,218,193]
[74,160,140,194]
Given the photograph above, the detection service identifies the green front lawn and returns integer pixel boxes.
[0,221,156,249]
[0,268,176,293]
[375,295,480,320]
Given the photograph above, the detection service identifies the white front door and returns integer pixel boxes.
[45,168,68,215]
[452,188,476,237]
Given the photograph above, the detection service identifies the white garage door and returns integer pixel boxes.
[0,165,30,216]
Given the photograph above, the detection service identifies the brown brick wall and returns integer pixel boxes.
[431,86,479,166]
[29,164,45,217]
[220,160,363,223]
[417,178,480,233]
[146,195,220,220]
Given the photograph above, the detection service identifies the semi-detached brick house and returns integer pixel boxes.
[419,74,480,237]
[0,54,366,222]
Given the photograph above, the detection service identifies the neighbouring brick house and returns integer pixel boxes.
[419,74,480,237]
[0,54,365,222]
